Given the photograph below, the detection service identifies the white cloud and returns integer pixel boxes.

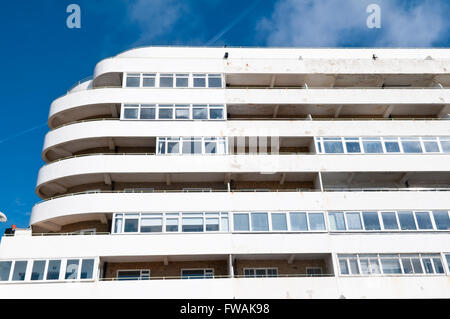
[257,0,449,46]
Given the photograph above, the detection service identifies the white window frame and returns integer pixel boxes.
[243,267,278,278]
[117,269,150,280]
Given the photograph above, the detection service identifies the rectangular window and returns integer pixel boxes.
[339,259,349,275]
[398,211,417,230]
[422,137,440,153]
[233,213,250,231]
[306,267,323,276]
[80,259,95,279]
[167,138,180,154]
[181,269,213,279]
[158,105,174,119]
[308,213,326,230]
[166,214,179,232]
[12,261,27,281]
[118,270,149,281]
[414,211,433,230]
[383,137,401,153]
[251,213,269,231]
[124,214,139,232]
[289,212,308,231]
[140,214,163,232]
[359,255,381,274]
[193,74,206,87]
[65,259,80,280]
[401,137,423,153]
[446,254,450,272]
[126,73,140,87]
[123,104,139,119]
[140,104,156,119]
[182,138,202,154]
[362,137,383,153]
[193,105,208,119]
[175,74,189,87]
[381,212,399,230]
[221,214,229,232]
[362,212,381,230]
[209,105,225,120]
[182,213,204,232]
[271,213,287,231]
[31,260,46,281]
[208,74,222,88]
[159,74,174,87]
[348,258,360,275]
[46,260,61,280]
[323,138,344,153]
[175,105,190,119]
[344,138,361,153]
[432,211,450,230]
[244,268,278,278]
[0,261,12,281]
[380,257,402,274]
[439,137,450,153]
[345,212,363,230]
[206,213,220,231]
[329,212,346,230]
[142,74,156,87]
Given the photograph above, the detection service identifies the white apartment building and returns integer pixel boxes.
[0,47,449,298]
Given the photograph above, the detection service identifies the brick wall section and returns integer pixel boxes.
[235,259,327,276]
[105,260,229,279]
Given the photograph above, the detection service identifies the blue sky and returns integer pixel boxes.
[0,0,449,237]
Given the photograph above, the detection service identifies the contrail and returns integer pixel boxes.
[0,122,47,144]
[205,0,263,46]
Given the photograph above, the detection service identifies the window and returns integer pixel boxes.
[221,213,229,232]
[271,213,287,231]
[381,212,399,230]
[308,213,326,230]
[234,213,250,231]
[124,214,139,233]
[0,261,12,281]
[80,259,95,279]
[244,268,278,278]
[397,211,417,230]
[401,255,423,274]
[339,259,349,275]
[31,260,46,281]
[422,137,440,153]
[125,73,140,87]
[362,137,383,153]
[209,105,225,120]
[251,213,269,231]
[208,74,222,88]
[140,214,163,232]
[323,138,344,153]
[181,269,213,279]
[166,213,179,232]
[380,256,402,274]
[175,105,190,119]
[446,254,450,272]
[289,212,308,231]
[118,270,150,281]
[65,259,79,280]
[158,104,174,119]
[123,104,139,119]
[193,105,208,119]
[401,137,422,153]
[114,214,123,233]
[383,137,401,153]
[167,138,180,154]
[12,261,27,281]
[344,138,361,153]
[140,104,156,119]
[193,74,206,87]
[205,137,227,154]
[46,260,61,280]
[175,74,189,87]
[142,74,156,87]
[421,255,445,274]
[182,213,204,232]
[415,211,433,230]
[440,137,450,153]
[432,211,450,230]
[345,212,363,230]
[329,212,346,231]
[359,255,381,274]
[159,74,174,87]
[306,267,323,277]
[206,213,220,231]
[362,212,381,230]
[182,137,202,154]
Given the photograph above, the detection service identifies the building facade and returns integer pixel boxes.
[0,47,449,298]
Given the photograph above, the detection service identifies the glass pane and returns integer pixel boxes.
[432,258,444,274]
[140,108,156,119]
[398,211,417,230]
[234,213,249,231]
[166,219,179,232]
[221,217,229,232]
[432,211,450,230]
[411,258,423,273]
[440,141,450,153]
[329,212,346,230]
[182,269,208,279]
[415,212,433,230]
[182,217,204,232]
[324,140,344,153]
[157,141,166,154]
[251,213,269,231]
[446,255,450,272]
[381,258,402,274]
[167,141,180,154]
[362,139,383,153]
[142,77,155,87]
[401,140,422,153]
[244,269,255,277]
[384,141,401,153]
[423,258,434,274]
[175,108,190,119]
[205,142,217,154]
[12,261,27,281]
[345,141,361,153]
[159,75,173,87]
[381,212,399,230]
[80,259,95,279]
[65,259,79,280]
[158,108,173,119]
[140,218,163,232]
[126,76,140,87]
[176,77,188,87]
[339,260,349,275]
[31,260,46,280]
[0,261,12,281]
[346,212,363,230]
[208,76,222,88]
[290,212,308,231]
[193,77,206,87]
[182,141,202,154]
[123,108,138,119]
[423,141,440,153]
[349,260,359,274]
[193,107,208,119]
[118,270,141,280]
[362,212,381,230]
[271,213,287,231]
[46,260,61,280]
[124,219,138,232]
[309,213,326,230]
[206,218,219,231]
[114,218,123,233]
[359,259,370,274]
[401,258,413,274]
[369,259,381,274]
[209,108,224,120]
